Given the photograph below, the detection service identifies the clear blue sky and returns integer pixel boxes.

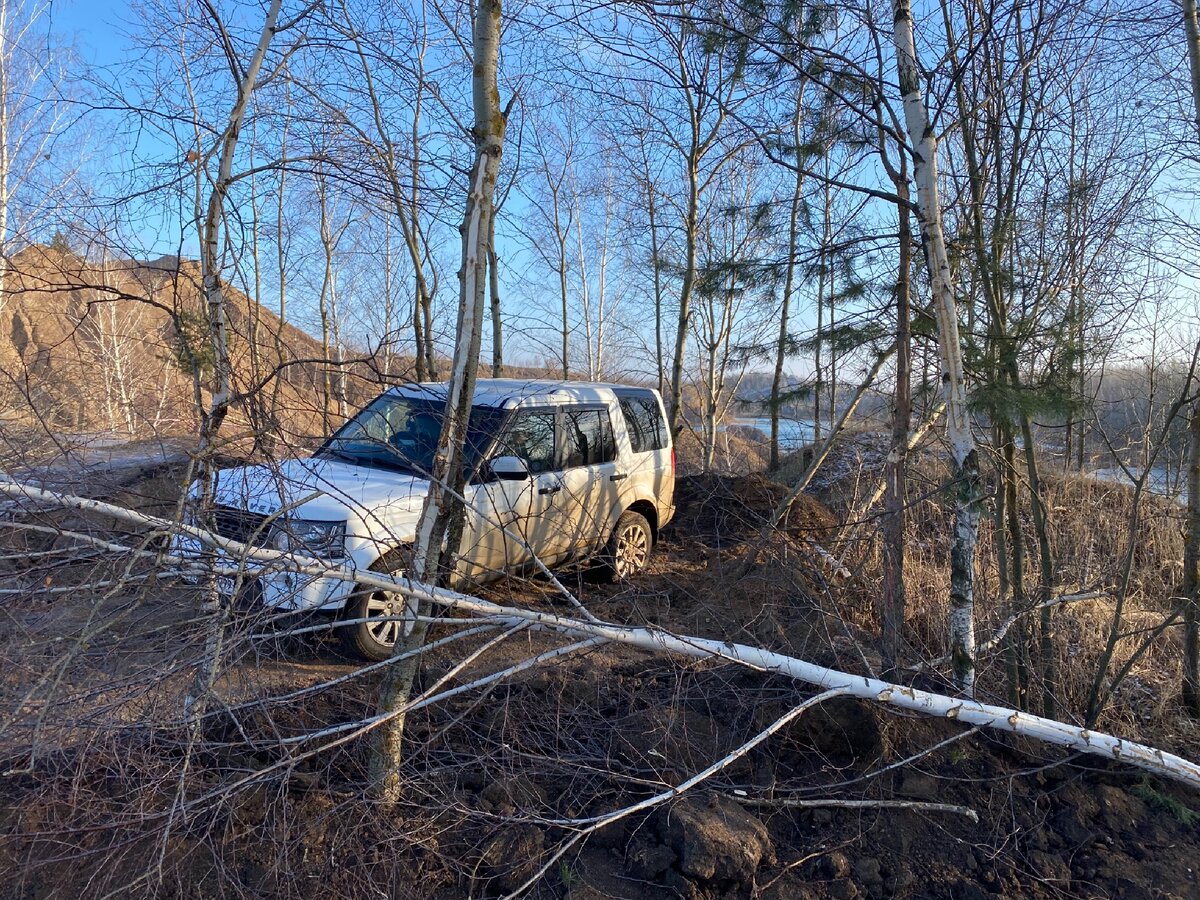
[52,0,132,66]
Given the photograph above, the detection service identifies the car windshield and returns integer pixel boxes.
[316,394,507,478]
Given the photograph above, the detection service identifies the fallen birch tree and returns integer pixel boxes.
[2,476,1199,792]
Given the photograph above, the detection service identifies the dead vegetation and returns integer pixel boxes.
[0,441,1198,898]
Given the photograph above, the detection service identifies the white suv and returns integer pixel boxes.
[179,379,675,660]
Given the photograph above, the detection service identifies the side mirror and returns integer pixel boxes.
[490,455,530,481]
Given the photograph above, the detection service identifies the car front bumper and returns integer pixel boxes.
[171,532,360,612]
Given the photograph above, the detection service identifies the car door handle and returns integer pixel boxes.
[609,473,627,482]
[538,485,561,496]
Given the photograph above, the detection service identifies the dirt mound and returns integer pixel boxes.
[674,428,770,477]
[0,243,339,442]
[673,473,838,545]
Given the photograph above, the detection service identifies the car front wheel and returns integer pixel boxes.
[338,547,413,661]
[599,510,652,582]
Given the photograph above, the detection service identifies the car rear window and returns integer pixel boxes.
[618,394,668,453]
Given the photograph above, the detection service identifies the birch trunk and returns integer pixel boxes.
[188,0,283,724]
[369,0,506,806]
[1185,0,1200,140]
[891,0,980,694]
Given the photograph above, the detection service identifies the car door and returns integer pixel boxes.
[461,410,560,579]
[553,405,621,558]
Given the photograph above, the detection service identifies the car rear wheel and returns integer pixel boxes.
[338,547,413,661]
[598,510,652,582]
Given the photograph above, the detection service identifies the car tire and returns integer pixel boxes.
[337,546,413,662]
[598,510,652,583]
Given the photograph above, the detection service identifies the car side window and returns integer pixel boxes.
[562,408,616,468]
[497,412,556,474]
[618,395,667,453]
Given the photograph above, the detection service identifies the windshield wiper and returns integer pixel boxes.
[317,447,363,466]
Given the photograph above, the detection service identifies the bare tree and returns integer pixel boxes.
[370,0,508,806]
[335,1,441,381]
[187,0,288,723]
[891,0,980,694]
[77,252,141,435]
[314,166,352,432]
[690,164,773,472]
[0,0,79,301]
[522,109,577,378]
[1180,0,1200,716]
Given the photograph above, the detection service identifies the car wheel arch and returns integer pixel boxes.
[625,499,659,544]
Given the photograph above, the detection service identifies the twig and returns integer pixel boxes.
[834,399,946,566]
[730,795,979,823]
[776,727,981,795]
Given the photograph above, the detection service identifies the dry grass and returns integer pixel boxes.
[823,438,1194,754]
[673,425,770,476]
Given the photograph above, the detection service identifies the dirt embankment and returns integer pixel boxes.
[0,458,1198,899]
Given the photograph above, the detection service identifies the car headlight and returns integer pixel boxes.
[271,519,346,559]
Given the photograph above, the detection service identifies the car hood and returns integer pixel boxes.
[212,456,429,523]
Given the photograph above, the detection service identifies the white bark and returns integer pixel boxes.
[4,477,1198,792]
[891,0,980,694]
[188,0,284,725]
[370,0,507,806]
[1183,0,1200,140]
